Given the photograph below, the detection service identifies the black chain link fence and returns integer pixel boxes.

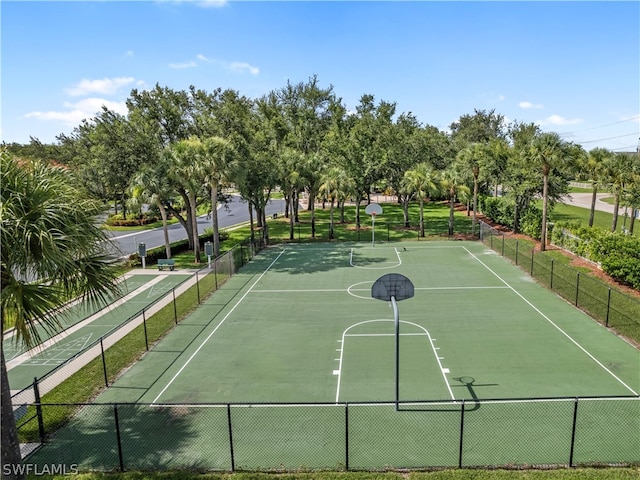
[479,221,640,342]
[10,238,265,409]
[19,397,639,471]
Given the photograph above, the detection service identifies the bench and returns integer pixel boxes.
[157,259,176,271]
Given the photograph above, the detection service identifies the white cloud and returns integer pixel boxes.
[169,61,198,69]
[25,98,127,125]
[197,54,213,63]
[64,77,137,97]
[157,0,227,8]
[125,50,135,58]
[229,62,259,75]
[519,101,543,109]
[538,114,583,126]
[195,0,227,7]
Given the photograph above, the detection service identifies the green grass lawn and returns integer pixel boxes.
[28,468,640,480]
[549,203,638,237]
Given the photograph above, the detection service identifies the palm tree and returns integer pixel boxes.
[528,132,571,251]
[456,143,488,236]
[166,139,204,263]
[198,136,233,257]
[132,161,175,259]
[319,166,353,240]
[600,152,634,232]
[402,163,438,237]
[582,147,612,227]
[1,151,122,479]
[439,164,471,236]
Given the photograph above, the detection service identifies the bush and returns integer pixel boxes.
[553,222,640,290]
[106,212,158,227]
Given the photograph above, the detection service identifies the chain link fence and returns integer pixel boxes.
[10,238,265,409]
[479,221,640,342]
[19,396,639,471]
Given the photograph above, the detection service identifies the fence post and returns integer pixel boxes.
[196,271,201,304]
[515,240,519,265]
[227,404,235,472]
[550,259,554,290]
[114,404,125,471]
[530,249,535,276]
[142,309,149,351]
[605,288,612,327]
[569,398,579,467]
[214,258,218,290]
[458,399,465,468]
[240,244,244,267]
[32,378,45,443]
[575,273,580,306]
[344,403,349,471]
[100,338,109,387]
[501,234,505,256]
[172,288,178,325]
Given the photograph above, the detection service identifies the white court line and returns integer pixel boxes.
[151,249,287,404]
[334,319,455,404]
[463,246,639,396]
[6,275,168,369]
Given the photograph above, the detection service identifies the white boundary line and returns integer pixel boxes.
[151,249,287,404]
[6,275,169,369]
[334,319,455,404]
[463,246,639,396]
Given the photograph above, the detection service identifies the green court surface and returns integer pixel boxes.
[98,242,639,404]
[8,273,192,392]
[29,242,640,470]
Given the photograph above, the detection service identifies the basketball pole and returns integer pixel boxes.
[372,213,376,247]
[392,295,399,411]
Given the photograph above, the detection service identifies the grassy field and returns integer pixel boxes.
[28,468,640,480]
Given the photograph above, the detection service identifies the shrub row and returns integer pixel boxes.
[106,213,159,227]
[479,196,542,239]
[552,221,640,290]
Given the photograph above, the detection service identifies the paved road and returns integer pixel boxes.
[562,192,620,214]
[106,195,286,258]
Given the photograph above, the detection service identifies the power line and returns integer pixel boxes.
[577,132,639,144]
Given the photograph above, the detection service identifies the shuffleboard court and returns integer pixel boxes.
[97,242,639,405]
[2,275,152,361]
[7,273,193,391]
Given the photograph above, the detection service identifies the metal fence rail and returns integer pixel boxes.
[20,396,640,471]
[10,238,264,407]
[479,221,640,340]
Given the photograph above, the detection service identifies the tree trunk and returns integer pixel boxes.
[189,192,201,263]
[329,199,335,239]
[448,196,455,236]
[472,176,478,236]
[402,195,410,228]
[589,185,598,227]
[1,348,24,480]
[419,197,425,237]
[611,195,620,232]
[248,201,255,245]
[211,181,220,257]
[289,189,295,241]
[310,191,316,238]
[541,173,549,251]
[158,202,172,259]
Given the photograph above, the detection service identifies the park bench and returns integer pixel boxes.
[157,259,176,271]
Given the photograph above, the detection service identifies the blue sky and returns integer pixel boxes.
[2,1,639,152]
